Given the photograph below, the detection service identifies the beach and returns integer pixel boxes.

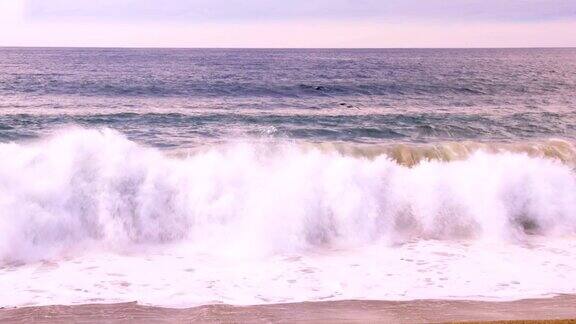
[2,296,576,323]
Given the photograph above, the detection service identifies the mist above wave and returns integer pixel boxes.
[1,128,575,264]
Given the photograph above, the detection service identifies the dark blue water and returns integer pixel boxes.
[1,48,575,148]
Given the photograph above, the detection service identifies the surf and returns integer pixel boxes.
[1,128,575,264]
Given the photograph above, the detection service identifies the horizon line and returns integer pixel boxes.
[1,45,575,50]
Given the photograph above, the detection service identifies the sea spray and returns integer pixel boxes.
[1,128,576,264]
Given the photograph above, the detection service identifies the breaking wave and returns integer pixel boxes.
[1,128,576,263]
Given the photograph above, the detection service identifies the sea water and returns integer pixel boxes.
[0,48,576,307]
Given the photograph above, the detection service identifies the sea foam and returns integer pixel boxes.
[1,128,576,264]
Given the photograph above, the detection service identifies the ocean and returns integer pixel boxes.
[1,47,576,308]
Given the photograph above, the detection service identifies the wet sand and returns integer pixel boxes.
[1,295,576,323]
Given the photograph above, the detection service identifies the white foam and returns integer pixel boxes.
[1,128,576,307]
[1,240,576,308]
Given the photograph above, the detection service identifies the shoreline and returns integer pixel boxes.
[2,295,576,323]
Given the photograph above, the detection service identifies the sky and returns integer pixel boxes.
[0,0,575,48]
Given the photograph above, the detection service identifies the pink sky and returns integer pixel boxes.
[0,0,575,47]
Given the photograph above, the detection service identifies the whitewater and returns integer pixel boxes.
[1,128,576,307]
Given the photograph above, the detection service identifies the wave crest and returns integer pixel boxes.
[1,128,576,263]
[303,139,576,166]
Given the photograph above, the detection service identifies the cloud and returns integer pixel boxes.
[25,0,576,23]
[1,0,574,47]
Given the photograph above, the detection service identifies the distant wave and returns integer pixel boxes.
[1,128,576,264]
[4,80,564,98]
[2,111,574,145]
